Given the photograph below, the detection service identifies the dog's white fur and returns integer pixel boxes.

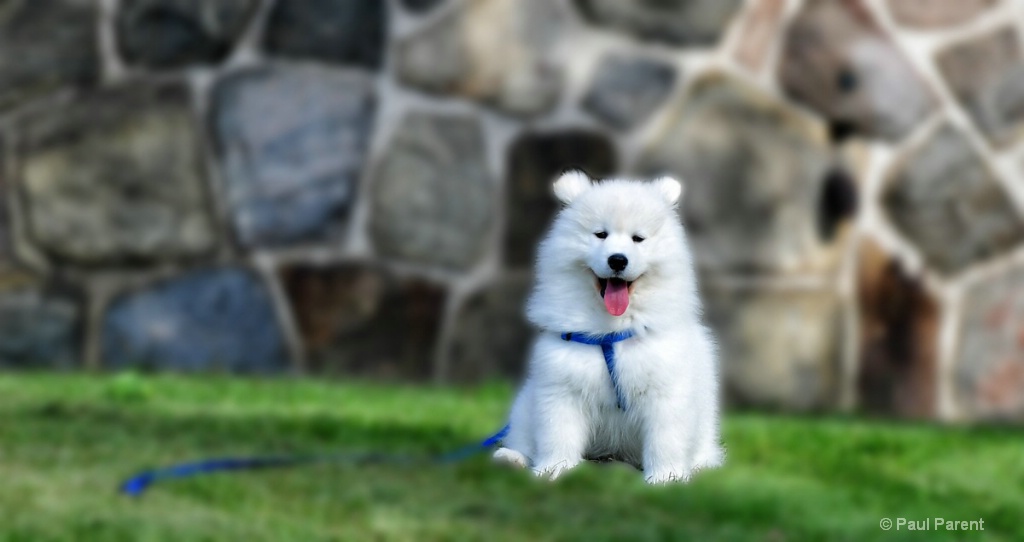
[493,171,724,484]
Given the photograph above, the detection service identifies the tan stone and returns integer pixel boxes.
[732,0,787,72]
[888,0,998,30]
[397,0,563,116]
[16,83,217,266]
[638,73,845,274]
[705,285,843,411]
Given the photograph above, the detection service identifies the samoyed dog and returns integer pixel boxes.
[493,171,724,484]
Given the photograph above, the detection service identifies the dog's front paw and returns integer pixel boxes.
[692,446,725,472]
[532,458,580,481]
[492,447,528,469]
[644,468,692,485]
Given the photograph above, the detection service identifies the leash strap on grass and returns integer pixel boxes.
[119,424,510,497]
[121,329,629,496]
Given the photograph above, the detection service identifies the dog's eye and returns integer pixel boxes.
[594,231,608,239]
[632,235,645,243]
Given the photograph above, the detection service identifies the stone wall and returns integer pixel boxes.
[2,0,1024,422]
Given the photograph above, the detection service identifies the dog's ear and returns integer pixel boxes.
[652,176,684,206]
[553,170,592,205]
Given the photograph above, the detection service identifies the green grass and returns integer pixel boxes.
[0,374,1021,541]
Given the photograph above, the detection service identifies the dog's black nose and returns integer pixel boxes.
[608,254,628,272]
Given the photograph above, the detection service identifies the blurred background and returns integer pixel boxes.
[4,1,1024,540]
[3,0,1024,423]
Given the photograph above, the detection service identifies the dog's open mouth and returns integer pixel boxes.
[596,276,636,317]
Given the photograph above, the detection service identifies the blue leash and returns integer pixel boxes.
[120,330,635,497]
[120,424,509,497]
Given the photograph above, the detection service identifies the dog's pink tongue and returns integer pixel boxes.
[604,280,629,316]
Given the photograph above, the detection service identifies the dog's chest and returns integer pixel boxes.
[613,339,672,391]
[543,334,672,401]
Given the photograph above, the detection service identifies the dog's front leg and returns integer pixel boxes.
[531,391,587,480]
[641,401,692,484]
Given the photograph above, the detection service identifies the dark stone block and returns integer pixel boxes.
[582,54,677,130]
[117,0,260,69]
[102,268,289,373]
[504,131,617,268]
[0,284,80,369]
[370,113,494,270]
[210,65,375,248]
[16,83,217,267]
[0,0,100,112]
[882,124,1024,275]
[263,0,386,69]
[818,168,859,241]
[574,0,742,46]
[401,0,445,14]
[778,0,936,141]
[857,239,938,418]
[0,133,14,270]
[447,275,532,382]
[280,264,447,380]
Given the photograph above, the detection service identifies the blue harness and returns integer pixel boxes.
[119,329,635,496]
[560,329,635,410]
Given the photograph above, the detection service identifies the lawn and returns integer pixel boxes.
[0,374,1021,542]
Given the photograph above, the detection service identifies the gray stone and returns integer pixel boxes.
[210,65,375,248]
[705,286,843,411]
[117,0,259,69]
[888,0,997,29]
[447,275,532,382]
[0,284,80,369]
[102,267,289,373]
[396,0,563,117]
[937,28,1024,148]
[955,265,1024,420]
[262,0,386,69]
[370,113,494,270]
[582,54,677,130]
[574,0,742,46]
[0,0,100,112]
[778,0,936,141]
[504,131,617,268]
[637,73,837,274]
[16,83,217,266]
[280,264,447,380]
[882,124,1024,275]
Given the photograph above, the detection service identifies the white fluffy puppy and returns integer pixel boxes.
[493,171,724,484]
